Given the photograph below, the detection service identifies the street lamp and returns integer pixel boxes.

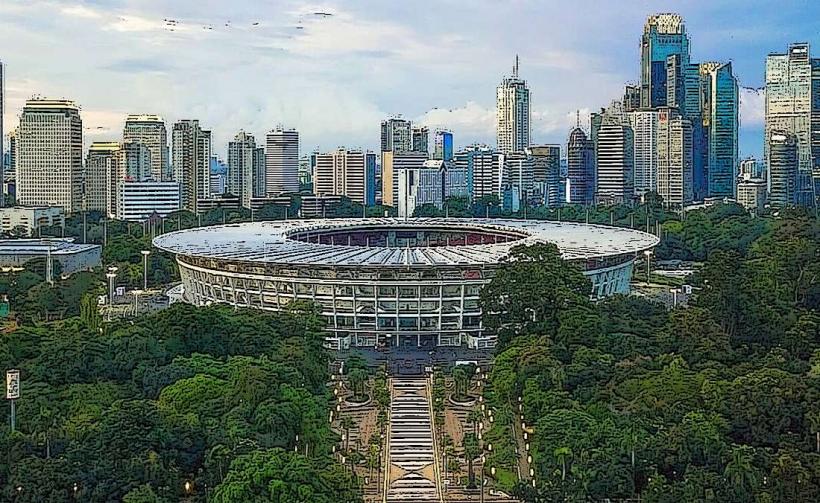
[106,266,118,322]
[141,250,151,290]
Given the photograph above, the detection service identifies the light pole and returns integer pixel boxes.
[141,250,151,290]
[106,266,118,322]
[643,250,653,284]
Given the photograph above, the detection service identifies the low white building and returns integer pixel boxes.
[117,181,180,221]
[0,206,65,236]
[736,178,767,213]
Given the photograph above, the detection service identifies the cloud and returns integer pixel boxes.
[101,58,173,74]
[416,102,496,140]
[60,5,102,19]
[740,87,765,127]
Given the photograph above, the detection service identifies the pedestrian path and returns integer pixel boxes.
[385,377,441,502]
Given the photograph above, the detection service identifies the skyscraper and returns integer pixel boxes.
[227,131,259,208]
[17,99,83,212]
[628,110,659,195]
[593,102,634,204]
[0,61,4,207]
[641,14,689,108]
[527,145,561,207]
[768,131,798,206]
[433,130,454,161]
[265,128,299,196]
[566,125,595,205]
[123,115,168,181]
[411,125,429,154]
[172,120,211,213]
[85,142,120,215]
[381,151,427,207]
[454,145,503,201]
[656,109,694,206]
[765,43,818,206]
[502,151,534,212]
[314,148,373,205]
[496,56,531,153]
[380,118,412,154]
[700,62,739,198]
[623,85,641,112]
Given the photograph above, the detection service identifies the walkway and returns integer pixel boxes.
[384,377,442,502]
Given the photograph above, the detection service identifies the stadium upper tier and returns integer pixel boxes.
[152,218,659,267]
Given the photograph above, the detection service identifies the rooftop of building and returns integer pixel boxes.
[153,218,659,268]
[0,238,99,255]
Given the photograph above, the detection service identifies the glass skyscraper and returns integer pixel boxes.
[700,62,739,198]
[641,14,689,109]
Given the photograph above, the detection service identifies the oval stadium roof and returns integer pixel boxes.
[152,218,659,268]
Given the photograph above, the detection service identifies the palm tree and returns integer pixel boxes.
[341,416,355,453]
[368,441,380,484]
[554,446,572,482]
[348,368,368,401]
[464,433,481,489]
[467,409,482,437]
[452,366,471,400]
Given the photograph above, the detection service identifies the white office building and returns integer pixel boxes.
[16,99,84,213]
[496,57,531,154]
[265,128,299,195]
[629,110,659,195]
[117,181,180,221]
[657,109,694,206]
[123,115,168,181]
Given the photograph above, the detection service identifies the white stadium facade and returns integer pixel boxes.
[153,218,659,350]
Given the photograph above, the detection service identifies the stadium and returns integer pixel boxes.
[153,218,659,350]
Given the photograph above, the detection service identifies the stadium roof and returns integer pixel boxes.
[153,218,659,268]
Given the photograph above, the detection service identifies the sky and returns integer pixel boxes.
[1,0,819,160]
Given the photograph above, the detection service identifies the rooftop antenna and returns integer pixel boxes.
[576,110,580,128]
[513,55,519,78]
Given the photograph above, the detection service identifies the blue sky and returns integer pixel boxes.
[1,0,819,159]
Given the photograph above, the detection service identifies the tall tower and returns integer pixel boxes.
[768,131,798,206]
[641,14,689,109]
[172,120,210,213]
[0,61,4,207]
[265,127,299,196]
[628,110,659,195]
[433,130,454,161]
[227,131,258,208]
[765,43,818,206]
[85,142,120,215]
[380,118,412,154]
[567,121,595,205]
[17,99,84,212]
[496,56,531,153]
[123,115,168,181]
[656,109,694,206]
[700,62,739,198]
[411,125,429,154]
[314,149,369,205]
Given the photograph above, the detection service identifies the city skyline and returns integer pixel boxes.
[2,1,819,159]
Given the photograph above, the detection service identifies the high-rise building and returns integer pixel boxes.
[628,110,659,195]
[227,131,259,208]
[434,130,454,161]
[265,128,299,196]
[455,145,503,201]
[566,126,595,205]
[527,145,561,208]
[380,118,412,154]
[85,142,120,215]
[0,61,4,207]
[593,102,634,204]
[739,158,765,180]
[172,120,211,213]
[502,151,534,212]
[765,43,818,206]
[768,131,799,206]
[623,85,641,112]
[123,115,168,181]
[641,13,689,108]
[397,162,443,218]
[656,109,694,206]
[314,148,374,205]
[381,151,427,207]
[119,140,152,182]
[17,99,83,212]
[366,152,377,207]
[700,62,739,198]
[496,56,531,153]
[411,125,429,154]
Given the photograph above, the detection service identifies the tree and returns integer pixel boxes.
[723,445,759,502]
[480,243,591,348]
[463,433,481,489]
[347,368,368,401]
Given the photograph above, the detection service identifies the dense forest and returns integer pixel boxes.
[0,303,359,502]
[480,209,820,501]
